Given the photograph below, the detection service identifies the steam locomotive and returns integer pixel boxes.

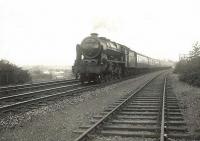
[73,33,169,83]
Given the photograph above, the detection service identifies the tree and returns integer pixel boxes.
[0,60,32,86]
[189,41,200,58]
[174,42,200,87]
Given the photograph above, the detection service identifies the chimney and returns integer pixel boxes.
[90,33,98,37]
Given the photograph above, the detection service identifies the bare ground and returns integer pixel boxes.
[0,71,163,141]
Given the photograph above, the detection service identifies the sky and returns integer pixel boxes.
[0,0,200,67]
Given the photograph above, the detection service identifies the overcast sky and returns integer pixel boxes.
[1,0,200,66]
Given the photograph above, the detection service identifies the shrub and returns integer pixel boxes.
[173,60,188,74]
[175,57,200,87]
[0,60,32,86]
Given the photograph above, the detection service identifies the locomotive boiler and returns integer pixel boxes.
[73,33,169,83]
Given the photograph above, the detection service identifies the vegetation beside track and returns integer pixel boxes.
[174,41,200,87]
[0,60,31,86]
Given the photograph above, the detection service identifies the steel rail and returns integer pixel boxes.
[0,83,80,103]
[160,76,167,141]
[74,72,163,141]
[0,79,78,93]
[0,86,94,112]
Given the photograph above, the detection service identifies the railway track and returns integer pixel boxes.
[0,79,79,97]
[74,73,198,141]
[0,79,95,115]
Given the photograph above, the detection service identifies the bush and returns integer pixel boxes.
[173,60,188,74]
[175,57,200,87]
[0,60,32,86]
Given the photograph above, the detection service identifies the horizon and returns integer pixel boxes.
[1,0,200,66]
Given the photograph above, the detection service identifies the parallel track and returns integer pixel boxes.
[0,79,78,97]
[74,73,197,141]
[0,79,91,115]
[0,85,94,114]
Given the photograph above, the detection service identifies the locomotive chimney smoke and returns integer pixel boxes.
[91,33,98,37]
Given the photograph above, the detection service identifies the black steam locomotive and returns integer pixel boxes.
[73,33,169,83]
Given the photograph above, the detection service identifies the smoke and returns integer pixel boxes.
[92,17,120,34]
